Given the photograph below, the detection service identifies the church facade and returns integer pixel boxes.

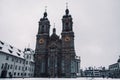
[34,8,80,78]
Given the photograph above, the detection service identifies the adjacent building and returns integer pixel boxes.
[82,67,109,78]
[34,7,80,78]
[108,56,120,78]
[84,67,101,77]
[23,48,35,77]
[0,40,34,78]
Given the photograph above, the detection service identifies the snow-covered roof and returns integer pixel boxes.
[0,40,24,59]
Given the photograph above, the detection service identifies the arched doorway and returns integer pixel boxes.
[1,70,7,78]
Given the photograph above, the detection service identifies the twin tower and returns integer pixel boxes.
[34,7,80,78]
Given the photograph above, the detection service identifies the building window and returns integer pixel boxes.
[26,61,28,65]
[15,65,17,70]
[29,68,31,71]
[32,68,33,72]
[28,73,30,76]
[1,63,4,69]
[19,66,21,70]
[9,72,12,77]
[16,59,18,62]
[29,62,31,65]
[12,58,14,62]
[6,56,9,60]
[14,72,16,76]
[22,67,24,71]
[24,73,26,76]
[10,65,13,69]
[7,65,9,70]
[18,73,19,76]
[20,60,21,63]
[23,61,25,64]
[25,67,27,70]
[21,73,23,76]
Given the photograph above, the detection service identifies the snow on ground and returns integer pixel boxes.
[0,78,120,80]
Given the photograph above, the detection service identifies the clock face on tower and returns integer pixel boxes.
[65,36,70,42]
[39,38,44,44]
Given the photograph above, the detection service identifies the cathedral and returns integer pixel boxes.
[34,7,80,78]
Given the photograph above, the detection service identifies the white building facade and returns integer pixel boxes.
[24,48,35,77]
[0,40,34,78]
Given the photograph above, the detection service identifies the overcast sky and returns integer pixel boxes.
[0,0,120,69]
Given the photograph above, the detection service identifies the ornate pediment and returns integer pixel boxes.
[48,42,58,49]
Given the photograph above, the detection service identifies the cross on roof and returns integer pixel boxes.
[45,6,47,12]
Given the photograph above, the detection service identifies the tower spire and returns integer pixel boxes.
[53,23,56,34]
[66,2,68,9]
[43,6,47,18]
[54,23,55,28]
[65,2,69,15]
[45,6,47,12]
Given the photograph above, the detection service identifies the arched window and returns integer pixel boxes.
[41,25,44,33]
[65,22,69,31]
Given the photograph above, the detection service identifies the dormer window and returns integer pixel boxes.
[10,45,13,49]
[8,49,13,53]
[17,53,20,56]
[18,49,21,52]
[0,41,4,45]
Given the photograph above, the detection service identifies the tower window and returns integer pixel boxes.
[65,22,68,26]
[65,22,69,31]
[41,25,44,33]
